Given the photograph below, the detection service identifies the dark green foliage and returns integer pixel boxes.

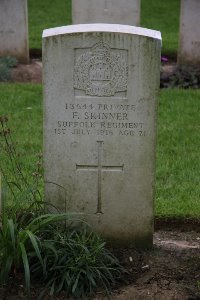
[0,114,48,297]
[161,66,200,89]
[31,226,123,298]
[0,56,18,82]
[0,206,124,298]
[0,206,82,297]
[0,56,18,68]
[0,63,10,82]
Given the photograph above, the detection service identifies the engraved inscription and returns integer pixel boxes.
[192,41,200,46]
[76,141,123,214]
[74,41,128,97]
[54,101,146,138]
[0,30,15,34]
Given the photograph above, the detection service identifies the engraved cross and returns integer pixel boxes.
[76,141,123,214]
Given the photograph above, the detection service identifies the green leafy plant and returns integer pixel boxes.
[0,63,10,82]
[160,65,200,89]
[0,56,18,68]
[0,56,18,82]
[31,226,124,298]
[0,116,65,296]
[0,205,80,297]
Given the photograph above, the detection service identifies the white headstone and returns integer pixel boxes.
[72,0,140,26]
[178,0,200,65]
[43,24,161,248]
[0,0,29,63]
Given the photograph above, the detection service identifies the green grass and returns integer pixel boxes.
[0,84,43,181]
[0,84,200,217]
[141,0,180,55]
[28,0,180,54]
[156,89,200,217]
[28,0,71,50]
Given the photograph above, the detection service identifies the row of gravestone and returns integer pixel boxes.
[0,0,200,64]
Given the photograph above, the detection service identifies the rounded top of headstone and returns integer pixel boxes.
[43,23,161,41]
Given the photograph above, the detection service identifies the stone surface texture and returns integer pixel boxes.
[0,0,29,63]
[43,24,161,248]
[72,0,140,26]
[178,0,200,65]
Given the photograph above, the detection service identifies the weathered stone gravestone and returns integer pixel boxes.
[178,0,200,65]
[72,0,140,26]
[43,24,161,248]
[0,0,29,63]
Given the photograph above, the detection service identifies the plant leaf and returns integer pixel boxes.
[7,219,16,251]
[19,242,30,297]
[0,255,13,284]
[24,229,44,271]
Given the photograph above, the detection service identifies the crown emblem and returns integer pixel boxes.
[74,40,128,97]
[92,40,110,56]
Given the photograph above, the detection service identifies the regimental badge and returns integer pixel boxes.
[74,41,128,97]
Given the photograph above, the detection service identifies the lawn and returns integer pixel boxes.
[28,0,71,50]
[0,84,43,197]
[0,84,199,217]
[156,89,200,217]
[28,0,180,55]
[141,0,180,55]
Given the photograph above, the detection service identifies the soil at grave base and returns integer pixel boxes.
[10,59,42,84]
[1,230,200,300]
